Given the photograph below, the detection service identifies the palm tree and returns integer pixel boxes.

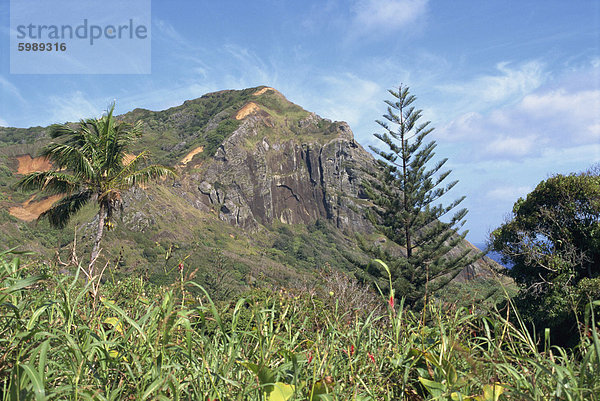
[17,104,176,278]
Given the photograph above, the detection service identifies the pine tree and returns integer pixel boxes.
[363,84,479,307]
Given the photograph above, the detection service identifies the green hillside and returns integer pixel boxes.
[0,86,502,303]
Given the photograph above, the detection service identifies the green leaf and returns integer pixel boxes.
[373,259,391,277]
[447,363,458,385]
[310,380,331,400]
[5,275,42,294]
[451,392,474,401]
[27,304,52,331]
[142,377,165,400]
[37,339,50,379]
[239,361,260,375]
[240,361,276,389]
[476,384,504,401]
[418,377,445,397]
[103,316,123,334]
[20,363,46,401]
[266,382,294,401]
[103,301,148,342]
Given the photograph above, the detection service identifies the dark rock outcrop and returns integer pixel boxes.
[184,111,375,234]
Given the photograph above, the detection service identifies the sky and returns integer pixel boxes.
[1,0,599,244]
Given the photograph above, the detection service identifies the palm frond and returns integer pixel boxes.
[117,165,176,189]
[15,171,80,195]
[103,112,142,177]
[101,104,117,172]
[24,102,172,237]
[15,171,51,192]
[49,124,82,141]
[39,190,93,228]
[40,143,95,180]
[108,151,150,183]
[79,120,102,153]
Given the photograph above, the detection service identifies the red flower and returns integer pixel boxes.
[350,344,355,356]
[307,351,313,364]
[368,352,375,364]
[389,295,395,309]
[178,262,184,273]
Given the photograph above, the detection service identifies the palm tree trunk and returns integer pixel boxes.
[89,202,106,278]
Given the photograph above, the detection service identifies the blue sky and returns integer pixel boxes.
[1,0,599,243]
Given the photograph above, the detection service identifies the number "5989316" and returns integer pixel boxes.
[17,42,67,51]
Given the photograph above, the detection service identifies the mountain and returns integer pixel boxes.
[0,86,501,299]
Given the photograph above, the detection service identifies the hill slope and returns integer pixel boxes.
[0,86,501,299]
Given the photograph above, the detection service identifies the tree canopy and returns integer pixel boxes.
[363,84,478,307]
[492,170,600,344]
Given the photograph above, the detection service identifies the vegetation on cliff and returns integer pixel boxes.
[0,87,498,303]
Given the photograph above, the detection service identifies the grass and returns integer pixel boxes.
[1,250,599,400]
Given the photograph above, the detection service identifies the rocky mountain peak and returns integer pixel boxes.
[165,86,376,233]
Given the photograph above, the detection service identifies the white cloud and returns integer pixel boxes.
[519,89,600,144]
[301,0,343,32]
[118,83,217,112]
[47,91,102,124]
[484,135,539,158]
[221,45,277,89]
[439,111,482,141]
[439,84,600,161]
[153,19,211,78]
[536,144,600,172]
[486,185,532,202]
[436,61,546,115]
[477,62,546,103]
[110,46,275,113]
[0,75,25,103]
[154,19,190,48]
[0,118,8,127]
[352,0,428,32]
[317,73,381,128]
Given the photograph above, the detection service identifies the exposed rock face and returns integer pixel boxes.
[184,112,374,233]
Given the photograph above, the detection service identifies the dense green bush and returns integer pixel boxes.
[492,171,600,345]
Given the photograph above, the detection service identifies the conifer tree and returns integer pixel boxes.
[363,84,479,307]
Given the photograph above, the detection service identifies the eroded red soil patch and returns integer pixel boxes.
[9,194,63,222]
[16,155,52,175]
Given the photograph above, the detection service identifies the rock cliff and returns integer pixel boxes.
[185,110,374,233]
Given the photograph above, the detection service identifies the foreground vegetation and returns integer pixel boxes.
[2,250,599,400]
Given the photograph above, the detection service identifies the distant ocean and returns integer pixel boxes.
[473,243,512,268]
